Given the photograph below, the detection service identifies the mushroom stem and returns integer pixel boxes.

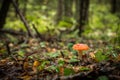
[78,50,83,60]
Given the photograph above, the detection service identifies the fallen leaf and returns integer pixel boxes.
[32,60,40,73]
[89,52,95,59]
[33,60,40,67]
[19,75,32,80]
[59,66,64,76]
[23,61,29,70]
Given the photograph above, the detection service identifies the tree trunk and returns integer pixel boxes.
[22,0,28,16]
[110,0,120,45]
[111,0,116,13]
[63,0,73,17]
[0,0,12,29]
[14,0,19,17]
[75,0,80,21]
[12,0,33,37]
[78,0,90,36]
[55,0,64,24]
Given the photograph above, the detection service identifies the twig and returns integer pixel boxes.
[60,51,64,58]
[6,42,11,55]
[11,0,33,37]
[5,42,18,62]
[32,24,43,40]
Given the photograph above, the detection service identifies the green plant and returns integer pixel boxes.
[47,51,60,58]
[38,60,50,71]
[95,49,107,62]
[97,76,109,80]
[64,68,75,76]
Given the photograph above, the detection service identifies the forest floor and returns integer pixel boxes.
[0,33,120,80]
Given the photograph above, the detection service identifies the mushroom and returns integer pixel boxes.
[72,43,89,59]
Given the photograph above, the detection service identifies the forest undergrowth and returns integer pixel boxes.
[0,33,120,80]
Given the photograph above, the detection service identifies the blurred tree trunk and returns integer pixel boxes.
[111,0,120,15]
[56,0,73,24]
[0,0,3,7]
[44,0,49,17]
[22,0,28,16]
[14,0,27,17]
[111,0,120,45]
[111,0,116,14]
[0,0,12,29]
[55,0,64,24]
[14,0,19,17]
[78,0,90,36]
[63,0,73,17]
[75,0,80,23]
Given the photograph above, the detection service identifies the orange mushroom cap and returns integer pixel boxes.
[73,43,89,51]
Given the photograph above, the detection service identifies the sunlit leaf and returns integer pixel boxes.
[33,60,40,67]
[89,52,96,59]
[18,50,25,57]
[40,42,46,48]
[58,20,72,28]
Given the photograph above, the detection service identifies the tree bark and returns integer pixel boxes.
[12,0,33,37]
[55,0,64,24]
[22,0,28,16]
[63,0,73,17]
[78,0,90,36]
[111,0,116,13]
[0,0,12,29]
[75,0,80,21]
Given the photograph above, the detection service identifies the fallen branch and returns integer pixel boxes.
[32,24,43,40]
[0,29,25,35]
[11,0,33,37]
